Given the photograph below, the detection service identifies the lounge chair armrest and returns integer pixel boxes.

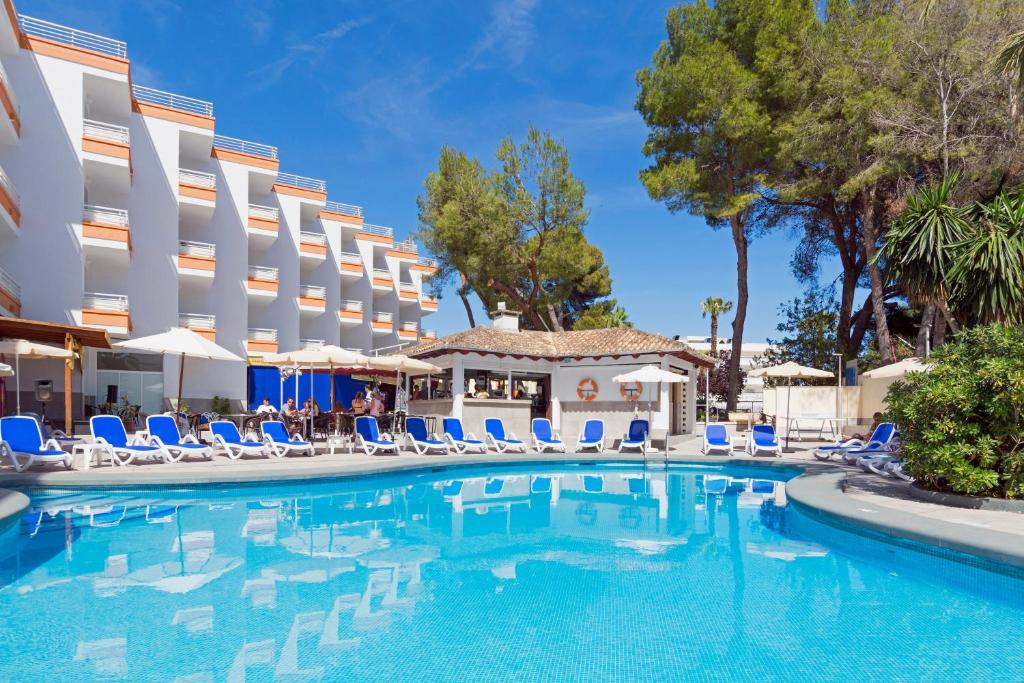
[43,438,64,451]
[182,433,200,444]
[507,431,518,439]
[129,433,148,446]
[466,431,478,440]
[149,435,167,448]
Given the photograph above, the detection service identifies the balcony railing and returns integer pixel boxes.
[178,240,215,258]
[0,265,19,298]
[299,285,326,299]
[363,224,393,238]
[400,321,418,332]
[248,203,279,221]
[373,268,392,279]
[83,119,130,145]
[83,292,128,311]
[301,338,325,349]
[343,346,363,353]
[83,204,128,226]
[373,312,393,323]
[399,281,417,291]
[340,299,363,312]
[248,266,278,281]
[276,172,326,193]
[324,200,363,217]
[417,255,439,268]
[339,251,362,264]
[132,85,213,117]
[179,313,215,329]
[19,15,127,58]
[394,238,418,254]
[299,231,327,245]
[248,328,278,342]
[213,135,278,160]
[0,166,18,205]
[0,61,18,114]
[179,168,216,188]
[422,329,437,338]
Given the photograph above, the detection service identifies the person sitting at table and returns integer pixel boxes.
[255,397,278,415]
[332,401,346,413]
[369,392,385,418]
[350,392,366,416]
[282,398,302,436]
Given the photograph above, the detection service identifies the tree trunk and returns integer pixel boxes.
[728,217,748,411]
[458,272,476,327]
[860,187,894,363]
[914,304,935,357]
[546,302,564,332]
[932,308,947,347]
[710,315,719,357]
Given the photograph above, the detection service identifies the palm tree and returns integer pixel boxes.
[701,297,733,357]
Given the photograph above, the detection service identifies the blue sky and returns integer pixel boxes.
[24,0,820,342]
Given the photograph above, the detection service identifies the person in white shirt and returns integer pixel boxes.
[255,398,278,415]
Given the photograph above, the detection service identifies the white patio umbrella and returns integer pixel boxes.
[263,345,370,418]
[0,338,76,414]
[366,355,442,417]
[861,357,932,379]
[114,328,243,416]
[748,361,833,449]
[611,365,688,453]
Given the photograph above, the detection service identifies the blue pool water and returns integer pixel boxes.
[1,463,1022,682]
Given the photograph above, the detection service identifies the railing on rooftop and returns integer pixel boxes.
[340,299,363,311]
[372,268,392,279]
[276,172,326,193]
[178,240,215,258]
[394,238,418,254]
[417,255,439,268]
[19,15,127,59]
[179,313,216,329]
[400,321,417,332]
[213,134,278,160]
[83,292,128,311]
[421,329,437,338]
[248,328,278,342]
[299,231,327,245]
[132,85,213,117]
[363,223,393,238]
[0,265,19,299]
[248,265,279,281]
[0,165,18,205]
[0,61,18,114]
[299,285,326,299]
[373,311,393,323]
[179,168,216,188]
[343,346,363,353]
[399,280,417,290]
[324,200,363,217]
[83,204,128,226]
[248,203,279,221]
[339,251,362,264]
[301,338,325,349]
[83,119,129,145]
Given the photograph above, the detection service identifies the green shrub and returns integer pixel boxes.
[211,395,232,416]
[886,324,1024,498]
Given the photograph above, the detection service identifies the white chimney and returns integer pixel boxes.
[491,301,520,331]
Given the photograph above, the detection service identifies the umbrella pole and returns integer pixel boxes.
[785,377,792,451]
[330,362,335,435]
[14,352,20,415]
[176,352,185,418]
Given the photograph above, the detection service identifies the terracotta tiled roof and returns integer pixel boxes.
[400,326,714,367]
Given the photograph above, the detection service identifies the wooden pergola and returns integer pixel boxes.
[0,317,112,433]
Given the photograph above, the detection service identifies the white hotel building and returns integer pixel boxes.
[0,5,439,415]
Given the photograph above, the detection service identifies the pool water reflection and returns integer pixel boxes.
[0,465,1021,682]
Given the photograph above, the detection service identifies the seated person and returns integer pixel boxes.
[369,393,385,417]
[350,392,366,416]
[255,397,278,415]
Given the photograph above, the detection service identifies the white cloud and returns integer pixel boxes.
[250,16,374,88]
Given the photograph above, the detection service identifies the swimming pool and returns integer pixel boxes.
[1,463,1021,682]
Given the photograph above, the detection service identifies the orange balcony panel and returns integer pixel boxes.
[184,326,216,341]
[398,329,417,340]
[273,183,326,202]
[298,295,326,308]
[399,289,418,301]
[411,263,439,274]
[0,181,18,226]
[82,136,130,160]
[300,241,327,257]
[82,309,131,332]
[372,276,393,288]
[247,216,278,232]
[355,232,393,246]
[0,284,19,317]
[420,298,439,311]
[20,34,129,75]
[339,262,363,274]
[385,248,417,260]
[177,254,215,272]
[371,320,393,331]
[132,100,215,130]
[420,334,436,342]
[0,81,18,136]
[339,309,363,321]
[212,147,279,171]
[319,208,364,225]
[83,221,131,249]
[178,182,216,202]
[246,339,278,354]
[246,277,278,293]
[2,1,15,38]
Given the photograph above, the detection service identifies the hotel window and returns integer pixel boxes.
[95,352,163,415]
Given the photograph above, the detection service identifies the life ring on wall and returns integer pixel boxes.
[576,378,598,401]
[619,381,642,401]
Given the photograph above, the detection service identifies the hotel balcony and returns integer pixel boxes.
[300,338,325,350]
[298,284,327,315]
[320,199,364,226]
[273,172,326,204]
[176,240,216,283]
[247,203,279,247]
[246,328,278,356]
[338,299,363,325]
[0,265,20,317]
[177,168,216,220]
[386,238,418,262]
[0,165,19,235]
[18,15,129,76]
[412,255,440,276]
[246,265,278,301]
[371,311,393,335]
[356,223,394,247]
[0,60,19,145]
[371,268,393,292]
[78,292,130,336]
[212,134,279,172]
[420,329,437,342]
[420,294,439,313]
[339,251,364,278]
[82,119,131,193]
[398,282,418,303]
[178,313,216,341]
[81,204,130,264]
[132,85,214,131]
[398,321,418,341]
[299,231,327,264]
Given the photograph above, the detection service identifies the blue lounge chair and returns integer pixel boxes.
[576,419,605,452]
[443,417,486,454]
[355,416,398,456]
[618,419,649,453]
[0,415,72,472]
[442,480,464,497]
[260,420,315,457]
[531,476,552,494]
[583,475,603,493]
[703,423,733,455]
[146,414,212,461]
[747,424,782,457]
[406,416,449,455]
[531,418,565,453]
[484,417,526,453]
[91,415,173,466]
[484,477,504,495]
[704,475,730,496]
[20,412,80,446]
[814,422,896,462]
[209,420,270,460]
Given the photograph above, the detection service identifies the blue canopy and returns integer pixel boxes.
[247,366,366,411]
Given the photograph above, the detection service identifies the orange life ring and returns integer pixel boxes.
[576,378,598,401]
[619,381,642,401]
